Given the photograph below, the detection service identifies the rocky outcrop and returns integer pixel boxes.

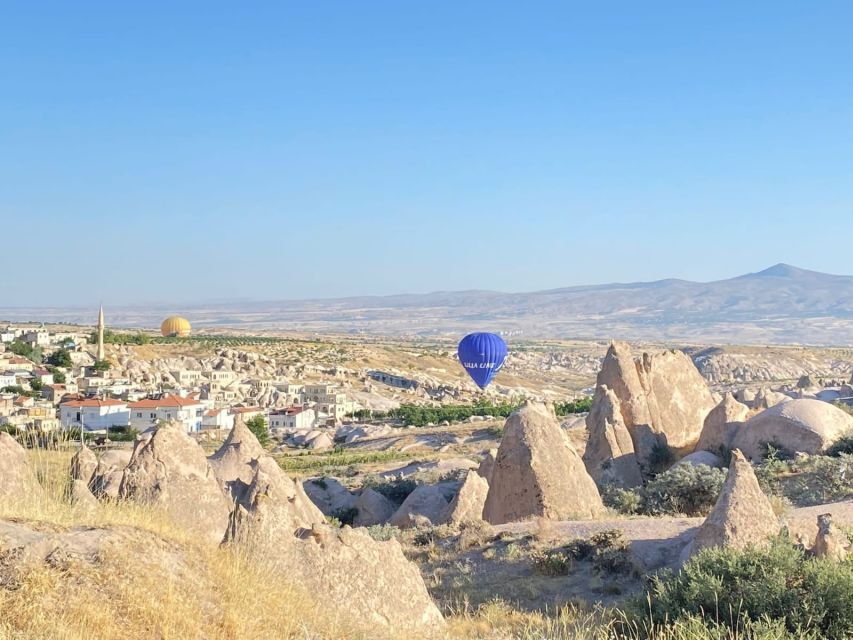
[119,422,232,544]
[476,448,497,483]
[0,432,41,501]
[593,342,717,469]
[208,414,265,500]
[753,387,792,410]
[224,458,442,634]
[731,399,853,460]
[812,514,850,561]
[89,450,131,499]
[682,450,779,561]
[696,393,750,454]
[69,479,99,512]
[389,485,450,528]
[583,385,642,488]
[70,445,98,485]
[483,403,604,524]
[353,488,396,526]
[440,471,488,525]
[674,450,723,469]
[303,477,357,517]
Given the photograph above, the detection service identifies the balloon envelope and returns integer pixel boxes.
[457,332,508,389]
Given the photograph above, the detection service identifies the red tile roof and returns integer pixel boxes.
[61,398,127,408]
[128,394,203,409]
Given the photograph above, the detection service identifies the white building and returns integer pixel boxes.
[201,407,234,431]
[269,407,316,431]
[128,394,205,433]
[60,399,131,432]
[170,370,202,387]
[0,372,16,389]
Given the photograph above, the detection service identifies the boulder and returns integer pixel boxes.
[0,432,40,502]
[731,399,853,460]
[812,513,850,561]
[483,403,604,524]
[306,433,333,451]
[70,444,98,485]
[389,485,450,528]
[119,422,232,545]
[753,387,792,410]
[89,450,131,499]
[353,488,396,527]
[208,414,265,500]
[476,448,497,483]
[224,460,442,635]
[69,479,99,512]
[735,388,757,407]
[439,471,488,525]
[583,385,643,488]
[594,342,717,469]
[682,450,779,561]
[696,393,750,453]
[303,477,357,517]
[674,450,724,469]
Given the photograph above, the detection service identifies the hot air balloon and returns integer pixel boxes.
[457,332,508,389]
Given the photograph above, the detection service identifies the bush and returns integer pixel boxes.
[647,440,675,474]
[107,425,139,442]
[533,529,636,578]
[786,455,853,506]
[827,433,853,457]
[245,415,269,447]
[361,475,417,505]
[602,485,643,515]
[331,507,359,526]
[642,464,726,516]
[636,539,853,639]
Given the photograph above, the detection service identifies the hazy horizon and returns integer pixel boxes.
[4,3,853,306]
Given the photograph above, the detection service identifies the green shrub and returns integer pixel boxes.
[331,507,359,526]
[361,475,417,505]
[642,464,726,516]
[602,485,643,515]
[827,432,853,457]
[786,454,853,506]
[365,524,398,542]
[647,441,675,474]
[533,529,636,578]
[636,539,853,639]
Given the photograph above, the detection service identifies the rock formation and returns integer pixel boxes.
[476,448,497,483]
[682,450,779,561]
[731,399,853,460]
[389,485,450,528]
[440,471,488,525]
[483,403,604,524]
[224,456,443,634]
[89,449,131,499]
[70,444,98,485]
[0,432,41,501]
[753,387,792,410]
[592,341,717,469]
[812,513,850,561]
[207,414,266,500]
[696,393,750,454]
[583,385,642,488]
[353,487,396,527]
[119,422,232,544]
[303,477,357,517]
[69,479,99,512]
[674,450,723,469]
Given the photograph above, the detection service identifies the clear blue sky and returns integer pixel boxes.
[2,1,852,306]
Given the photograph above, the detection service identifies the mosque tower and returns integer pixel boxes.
[97,304,105,362]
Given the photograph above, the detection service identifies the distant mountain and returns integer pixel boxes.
[4,264,853,345]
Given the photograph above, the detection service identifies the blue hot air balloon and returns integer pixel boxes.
[457,332,508,389]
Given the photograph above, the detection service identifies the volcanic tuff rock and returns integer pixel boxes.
[673,450,724,469]
[390,485,450,528]
[0,432,41,501]
[730,399,853,460]
[119,422,232,544]
[89,450,131,499]
[69,479,99,512]
[224,457,442,634]
[303,477,357,517]
[353,487,396,527]
[440,470,489,525]
[696,393,750,454]
[682,450,779,562]
[594,341,717,470]
[812,514,851,561]
[583,385,643,488]
[207,414,266,500]
[70,444,98,485]
[483,403,604,524]
[476,448,498,484]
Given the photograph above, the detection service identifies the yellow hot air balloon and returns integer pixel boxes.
[160,316,192,338]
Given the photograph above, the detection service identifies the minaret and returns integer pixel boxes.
[97,304,105,362]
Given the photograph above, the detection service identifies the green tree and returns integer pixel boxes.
[29,378,43,392]
[47,348,73,368]
[47,367,66,384]
[92,359,112,373]
[245,414,270,447]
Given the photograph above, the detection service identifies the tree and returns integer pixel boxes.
[92,360,112,373]
[29,378,43,392]
[47,348,73,368]
[46,367,66,384]
[245,414,270,447]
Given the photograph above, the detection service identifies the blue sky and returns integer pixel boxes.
[2,1,852,306]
